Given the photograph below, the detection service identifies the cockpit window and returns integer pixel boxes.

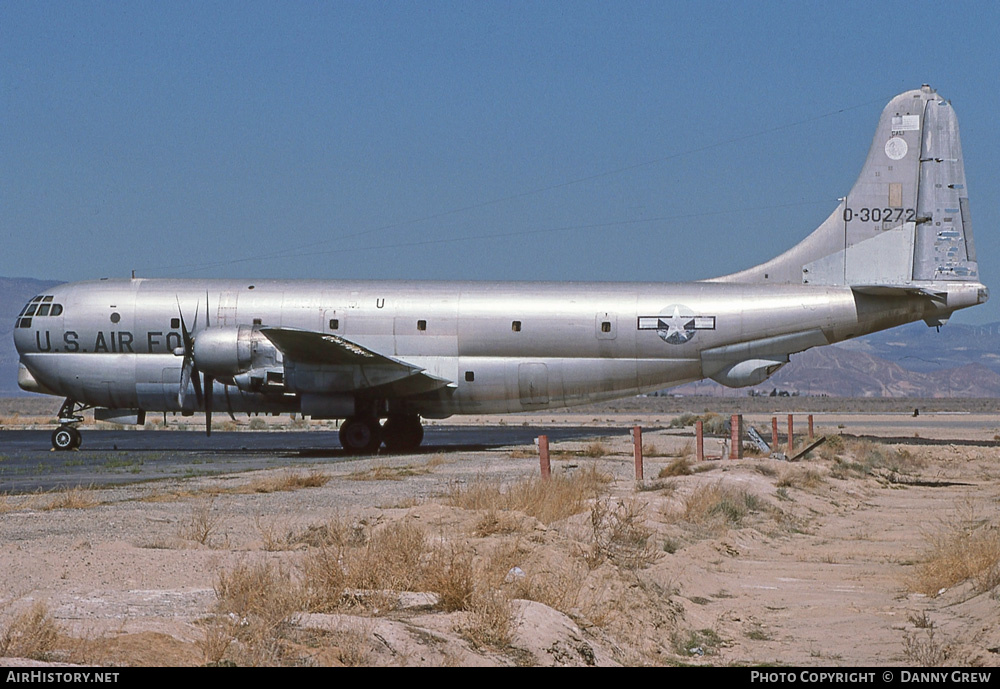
[16,296,62,328]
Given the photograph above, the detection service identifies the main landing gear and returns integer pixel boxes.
[339,414,424,455]
[51,398,89,451]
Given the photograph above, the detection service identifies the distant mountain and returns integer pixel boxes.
[670,345,1000,398]
[2,275,998,398]
[0,277,62,396]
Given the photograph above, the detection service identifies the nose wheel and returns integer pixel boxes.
[52,398,89,451]
[52,425,82,451]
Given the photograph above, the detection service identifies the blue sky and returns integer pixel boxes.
[3,1,999,323]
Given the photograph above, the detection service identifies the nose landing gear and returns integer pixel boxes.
[51,398,89,451]
[52,425,82,450]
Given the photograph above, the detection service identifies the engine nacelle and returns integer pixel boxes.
[193,326,281,382]
[709,358,786,388]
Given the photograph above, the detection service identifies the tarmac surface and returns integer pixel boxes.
[0,425,627,492]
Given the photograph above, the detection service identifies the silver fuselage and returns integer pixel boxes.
[14,277,980,418]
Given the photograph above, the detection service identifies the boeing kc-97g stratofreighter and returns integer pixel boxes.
[14,85,988,453]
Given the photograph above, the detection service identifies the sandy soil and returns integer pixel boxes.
[2,412,999,667]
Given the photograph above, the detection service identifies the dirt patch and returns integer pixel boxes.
[1,419,999,666]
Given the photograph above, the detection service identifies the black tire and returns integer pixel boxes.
[382,415,424,454]
[52,426,77,451]
[339,417,382,455]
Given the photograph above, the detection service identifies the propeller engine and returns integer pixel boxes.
[174,293,217,436]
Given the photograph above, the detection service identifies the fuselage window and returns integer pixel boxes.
[601,321,612,333]
[512,321,521,332]
[465,371,475,382]
[329,318,339,330]
[417,320,427,331]
[171,317,180,329]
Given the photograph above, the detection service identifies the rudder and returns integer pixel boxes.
[710,85,979,288]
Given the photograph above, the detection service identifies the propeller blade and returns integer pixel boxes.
[191,365,204,408]
[178,359,191,408]
[204,373,214,437]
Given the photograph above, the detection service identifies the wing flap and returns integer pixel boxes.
[259,327,454,396]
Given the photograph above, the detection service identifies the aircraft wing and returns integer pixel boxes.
[259,327,454,396]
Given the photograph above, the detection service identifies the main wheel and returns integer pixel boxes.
[339,416,382,455]
[52,426,81,451]
[382,415,424,454]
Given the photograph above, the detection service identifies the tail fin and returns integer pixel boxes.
[710,85,980,288]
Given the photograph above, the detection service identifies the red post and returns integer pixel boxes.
[808,414,814,440]
[632,426,643,480]
[696,421,704,462]
[771,416,779,451]
[787,414,794,453]
[538,435,550,480]
[729,414,743,459]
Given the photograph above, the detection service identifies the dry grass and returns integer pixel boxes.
[672,482,772,533]
[446,466,610,524]
[463,588,515,649]
[585,497,659,570]
[828,439,927,479]
[906,501,1000,597]
[776,466,826,490]
[178,499,223,546]
[669,412,727,435]
[39,486,101,511]
[0,602,61,661]
[581,442,609,458]
[659,458,692,477]
[902,628,951,666]
[346,458,442,481]
[473,509,525,537]
[422,544,476,612]
[212,560,302,666]
[242,470,330,493]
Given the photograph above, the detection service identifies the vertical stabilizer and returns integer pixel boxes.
[710,85,979,288]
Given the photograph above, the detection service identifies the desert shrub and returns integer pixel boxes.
[586,498,659,570]
[213,560,301,665]
[675,482,771,532]
[659,458,692,477]
[447,466,610,524]
[347,521,427,592]
[422,544,476,612]
[906,502,1000,596]
[669,413,727,435]
[0,603,61,660]
[830,439,926,479]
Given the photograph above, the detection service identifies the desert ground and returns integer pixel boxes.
[1,397,999,667]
